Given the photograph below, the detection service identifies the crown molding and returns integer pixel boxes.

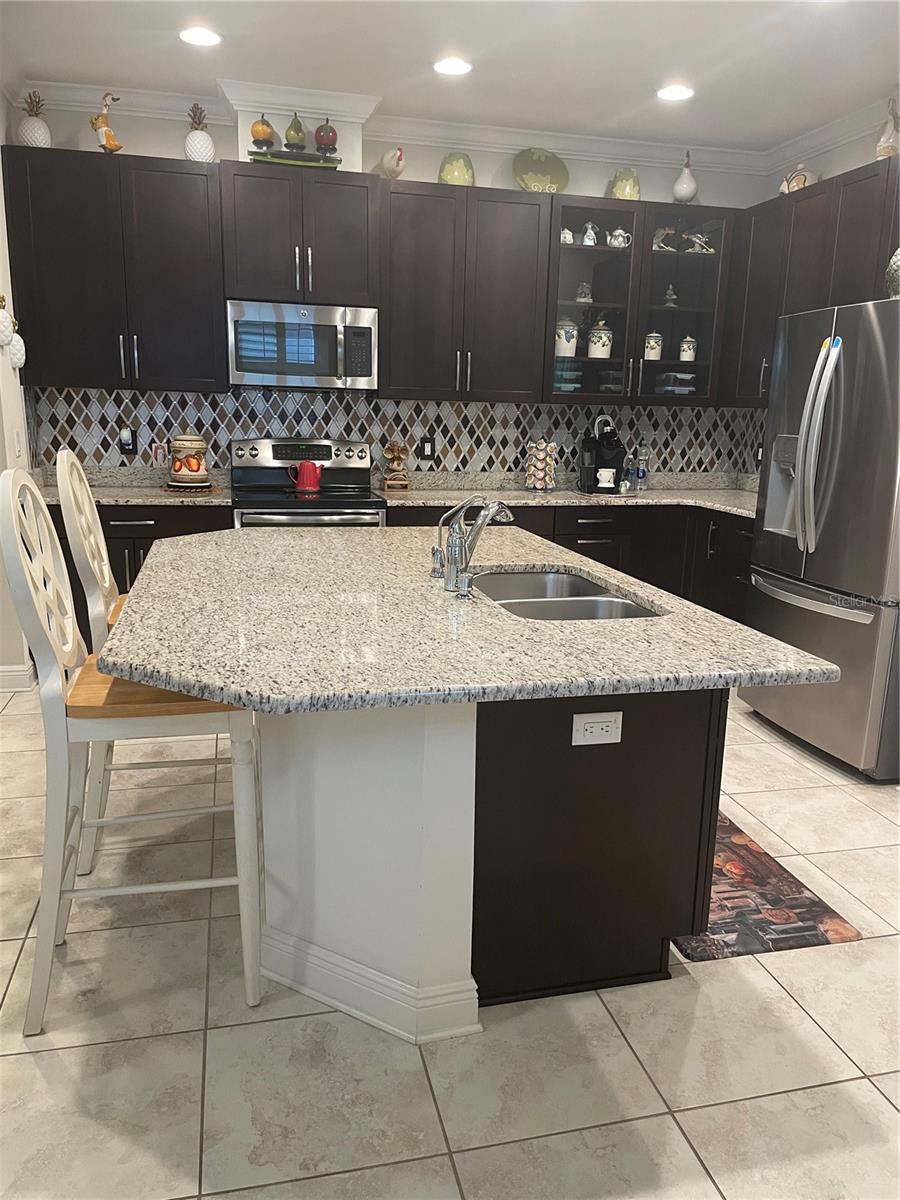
[14,80,234,124]
[765,95,893,176]
[217,79,380,123]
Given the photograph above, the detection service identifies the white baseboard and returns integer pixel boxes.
[0,663,35,691]
[262,924,482,1044]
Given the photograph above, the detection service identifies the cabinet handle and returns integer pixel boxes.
[307,246,313,292]
[294,246,300,292]
[759,358,769,397]
[123,546,132,590]
[637,359,644,396]
[626,358,634,395]
[108,519,156,527]
[706,521,718,559]
[736,528,754,539]
[576,538,614,546]
[455,350,461,391]
[576,517,614,525]
[466,350,472,392]
[138,546,146,569]
[132,335,140,380]
[118,334,127,379]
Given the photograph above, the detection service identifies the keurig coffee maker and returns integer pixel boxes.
[578,417,627,494]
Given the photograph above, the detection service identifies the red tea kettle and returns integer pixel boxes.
[289,461,322,493]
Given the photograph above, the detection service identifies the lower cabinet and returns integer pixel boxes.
[685,509,754,621]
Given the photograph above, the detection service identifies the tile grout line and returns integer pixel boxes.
[197,1152,452,1198]
[596,989,727,1200]
[196,837,215,1199]
[720,791,802,855]
[799,850,899,929]
[417,1046,467,1200]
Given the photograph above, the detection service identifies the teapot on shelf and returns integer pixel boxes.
[606,227,632,250]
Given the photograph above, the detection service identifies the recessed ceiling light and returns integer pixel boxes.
[657,84,694,102]
[434,57,472,76]
[180,26,222,47]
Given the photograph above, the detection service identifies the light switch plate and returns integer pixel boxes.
[572,711,623,745]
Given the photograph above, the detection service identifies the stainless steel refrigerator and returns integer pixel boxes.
[739,298,899,780]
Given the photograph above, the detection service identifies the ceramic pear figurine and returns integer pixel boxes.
[673,150,698,203]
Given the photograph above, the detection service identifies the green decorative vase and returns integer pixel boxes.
[439,152,475,187]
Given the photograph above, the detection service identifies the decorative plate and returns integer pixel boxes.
[513,148,569,194]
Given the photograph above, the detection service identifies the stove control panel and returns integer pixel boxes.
[231,439,370,469]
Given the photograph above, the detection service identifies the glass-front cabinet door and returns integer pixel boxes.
[543,196,645,403]
[632,204,733,405]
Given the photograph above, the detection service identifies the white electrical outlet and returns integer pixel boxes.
[572,711,623,746]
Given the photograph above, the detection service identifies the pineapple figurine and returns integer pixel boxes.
[185,102,215,162]
[18,90,52,148]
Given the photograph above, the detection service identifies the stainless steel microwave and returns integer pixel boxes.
[226,301,377,390]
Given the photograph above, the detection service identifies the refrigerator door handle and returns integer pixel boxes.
[750,572,874,624]
[794,337,832,552]
[804,337,842,555]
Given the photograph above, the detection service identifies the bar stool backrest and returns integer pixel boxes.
[56,449,118,652]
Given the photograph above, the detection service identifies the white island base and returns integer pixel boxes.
[258,703,483,1044]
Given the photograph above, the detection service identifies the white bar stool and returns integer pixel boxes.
[56,449,232,874]
[0,468,261,1036]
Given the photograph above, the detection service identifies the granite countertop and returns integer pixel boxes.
[98,526,837,715]
[382,488,758,519]
[38,484,233,507]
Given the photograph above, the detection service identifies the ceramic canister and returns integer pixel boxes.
[679,335,698,362]
[644,331,663,361]
[588,320,613,359]
[555,316,578,358]
[170,430,210,485]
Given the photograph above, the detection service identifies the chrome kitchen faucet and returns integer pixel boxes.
[431,494,514,593]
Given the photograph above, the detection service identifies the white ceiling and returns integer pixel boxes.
[2,1,897,150]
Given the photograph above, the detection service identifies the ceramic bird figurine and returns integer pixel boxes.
[89,91,122,153]
[379,146,405,178]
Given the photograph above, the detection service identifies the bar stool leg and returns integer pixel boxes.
[55,742,89,946]
[77,740,112,875]
[230,712,261,1007]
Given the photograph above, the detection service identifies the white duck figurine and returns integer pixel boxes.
[379,145,405,178]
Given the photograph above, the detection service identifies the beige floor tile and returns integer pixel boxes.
[0,939,21,994]
[721,742,834,794]
[0,1030,202,1200]
[808,847,900,927]
[602,956,858,1109]
[202,1156,459,1199]
[734,786,899,854]
[66,840,214,931]
[725,719,764,747]
[720,793,796,857]
[421,992,663,1150]
[0,920,208,1055]
[113,735,217,764]
[202,1012,445,1193]
[0,713,45,753]
[729,707,783,741]
[98,782,217,849]
[455,1114,720,1200]
[0,749,45,799]
[840,780,900,825]
[0,794,45,858]
[0,692,13,713]
[774,737,867,787]
[211,838,239,916]
[207,916,329,1029]
[0,855,40,940]
[2,689,41,716]
[760,937,899,1075]
[679,1078,900,1200]
[870,1072,899,1110]
[775,855,897,937]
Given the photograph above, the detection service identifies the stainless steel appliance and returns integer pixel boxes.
[740,299,899,780]
[231,438,386,528]
[226,301,377,390]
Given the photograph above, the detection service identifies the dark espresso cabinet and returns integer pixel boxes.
[119,157,226,391]
[828,158,898,306]
[2,147,129,390]
[3,148,226,391]
[686,509,754,622]
[221,162,379,306]
[781,179,835,315]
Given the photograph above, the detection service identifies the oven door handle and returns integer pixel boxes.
[239,512,384,527]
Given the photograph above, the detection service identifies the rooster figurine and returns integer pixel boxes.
[90,91,122,153]
[379,145,405,178]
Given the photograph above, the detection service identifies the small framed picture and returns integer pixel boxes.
[151,441,169,467]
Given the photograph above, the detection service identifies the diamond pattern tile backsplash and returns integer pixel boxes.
[27,388,765,474]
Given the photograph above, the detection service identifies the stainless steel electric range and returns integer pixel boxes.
[230,438,387,528]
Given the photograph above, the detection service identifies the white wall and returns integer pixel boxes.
[22,104,238,161]
[765,130,884,197]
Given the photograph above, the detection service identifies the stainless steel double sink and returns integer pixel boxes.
[472,570,657,621]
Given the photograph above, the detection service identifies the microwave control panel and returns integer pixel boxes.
[345,327,373,378]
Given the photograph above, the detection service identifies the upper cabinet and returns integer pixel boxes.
[2,146,130,390]
[543,195,644,404]
[221,162,379,307]
[3,147,227,392]
[119,157,226,392]
[828,158,897,307]
[379,183,549,404]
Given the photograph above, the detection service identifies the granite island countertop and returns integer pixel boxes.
[98,525,837,715]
